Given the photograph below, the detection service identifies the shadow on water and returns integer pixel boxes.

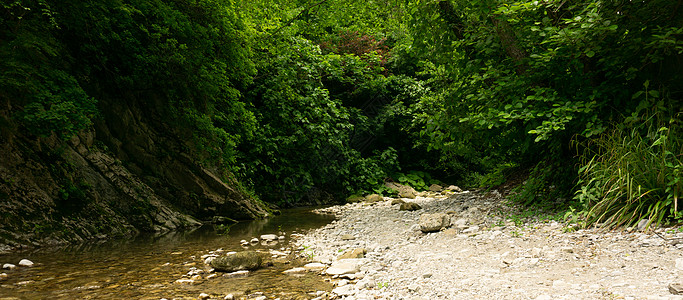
[0,207,335,300]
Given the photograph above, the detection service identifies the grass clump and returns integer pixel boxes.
[573,110,682,228]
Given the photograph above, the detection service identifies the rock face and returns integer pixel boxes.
[385,182,417,199]
[0,101,268,250]
[419,213,450,232]
[209,251,263,272]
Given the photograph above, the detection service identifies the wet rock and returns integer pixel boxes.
[419,213,449,233]
[670,283,683,295]
[0,273,7,280]
[18,259,33,267]
[385,182,418,199]
[326,259,362,275]
[174,279,195,285]
[338,248,366,259]
[428,184,443,192]
[260,234,278,241]
[399,202,421,211]
[210,251,263,272]
[191,274,202,281]
[391,199,405,205]
[224,270,250,278]
[3,263,16,270]
[365,194,383,203]
[250,238,259,244]
[198,292,210,299]
[224,294,234,300]
[283,267,307,275]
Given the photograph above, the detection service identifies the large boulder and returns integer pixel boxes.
[419,213,450,233]
[364,194,383,203]
[209,251,263,272]
[399,202,421,211]
[385,182,417,199]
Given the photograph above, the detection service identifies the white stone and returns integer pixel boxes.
[261,234,278,241]
[198,293,210,300]
[676,258,683,270]
[463,225,480,234]
[224,294,234,300]
[18,259,33,267]
[332,284,356,296]
[326,259,362,275]
[304,262,327,271]
[250,238,259,244]
[3,263,16,270]
[283,267,307,275]
[224,270,249,278]
[174,279,195,285]
[0,273,7,280]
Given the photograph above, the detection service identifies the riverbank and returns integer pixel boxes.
[295,189,683,300]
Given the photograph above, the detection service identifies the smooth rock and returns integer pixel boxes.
[283,267,307,275]
[174,279,195,285]
[224,270,250,278]
[337,279,349,287]
[0,273,7,280]
[3,264,16,270]
[391,199,405,205]
[399,202,421,211]
[250,238,259,244]
[365,194,383,203]
[260,234,278,241]
[446,185,463,192]
[419,213,449,233]
[332,284,356,296]
[304,262,327,271]
[339,248,366,259]
[326,259,362,275]
[224,294,234,300]
[18,259,33,267]
[210,251,263,272]
[347,195,364,203]
[637,219,650,231]
[198,293,210,299]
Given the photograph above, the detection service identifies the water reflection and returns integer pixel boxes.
[0,207,335,299]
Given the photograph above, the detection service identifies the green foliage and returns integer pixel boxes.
[573,105,682,228]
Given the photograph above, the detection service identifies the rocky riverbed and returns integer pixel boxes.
[293,188,683,300]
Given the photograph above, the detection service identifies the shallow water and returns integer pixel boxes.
[0,208,335,299]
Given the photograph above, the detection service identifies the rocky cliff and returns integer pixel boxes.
[0,100,268,252]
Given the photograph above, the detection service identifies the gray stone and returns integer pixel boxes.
[399,202,421,211]
[453,218,468,230]
[637,219,650,231]
[462,225,479,234]
[428,184,443,192]
[210,251,263,272]
[419,213,449,233]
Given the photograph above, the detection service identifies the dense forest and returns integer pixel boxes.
[1,0,682,245]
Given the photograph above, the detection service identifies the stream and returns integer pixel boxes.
[0,207,335,300]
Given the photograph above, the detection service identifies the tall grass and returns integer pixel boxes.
[574,112,682,228]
